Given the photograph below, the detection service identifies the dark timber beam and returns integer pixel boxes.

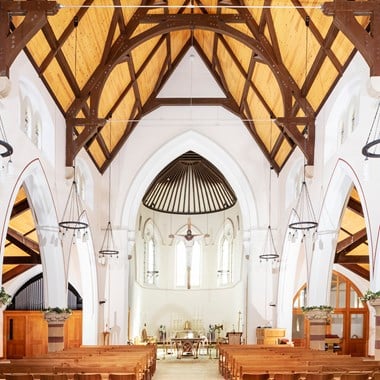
[341,264,369,280]
[347,196,364,217]
[6,227,40,260]
[66,118,107,167]
[2,265,34,283]
[65,11,316,167]
[335,227,367,259]
[323,0,380,76]
[0,0,59,77]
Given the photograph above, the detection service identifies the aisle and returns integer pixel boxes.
[154,351,224,379]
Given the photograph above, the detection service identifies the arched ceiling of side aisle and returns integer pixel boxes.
[11,0,370,173]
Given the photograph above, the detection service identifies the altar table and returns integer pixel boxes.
[171,337,203,359]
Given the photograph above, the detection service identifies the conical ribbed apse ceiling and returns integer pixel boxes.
[142,151,237,214]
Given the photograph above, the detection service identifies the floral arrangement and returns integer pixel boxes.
[43,307,72,314]
[214,324,223,333]
[0,286,12,306]
[301,305,333,313]
[360,290,380,302]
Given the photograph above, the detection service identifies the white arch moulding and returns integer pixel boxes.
[121,130,258,234]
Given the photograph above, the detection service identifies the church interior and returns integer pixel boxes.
[1,0,380,378]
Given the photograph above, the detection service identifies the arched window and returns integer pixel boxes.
[175,236,201,289]
[217,219,233,286]
[143,220,158,286]
[32,115,42,149]
[23,99,33,138]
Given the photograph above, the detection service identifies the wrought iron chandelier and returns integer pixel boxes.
[99,121,119,258]
[362,102,380,158]
[59,166,89,237]
[0,114,13,170]
[259,121,279,261]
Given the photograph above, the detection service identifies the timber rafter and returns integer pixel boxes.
[64,9,316,170]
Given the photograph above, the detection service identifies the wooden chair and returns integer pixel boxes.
[5,375,34,380]
[40,375,69,380]
[73,374,102,380]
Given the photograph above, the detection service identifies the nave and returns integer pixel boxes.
[154,356,223,380]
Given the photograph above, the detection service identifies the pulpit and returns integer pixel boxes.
[256,327,286,345]
[227,332,242,344]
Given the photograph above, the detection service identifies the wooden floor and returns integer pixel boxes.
[154,350,223,379]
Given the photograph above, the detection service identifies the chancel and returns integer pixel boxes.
[1,1,380,379]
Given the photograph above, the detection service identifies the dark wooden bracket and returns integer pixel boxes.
[0,0,59,77]
[66,118,107,167]
[323,0,380,76]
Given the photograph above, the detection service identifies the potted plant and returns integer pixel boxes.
[43,307,72,321]
[360,290,380,310]
[360,290,380,303]
[0,286,12,307]
[302,305,333,320]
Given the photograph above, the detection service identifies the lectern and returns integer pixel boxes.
[227,332,242,345]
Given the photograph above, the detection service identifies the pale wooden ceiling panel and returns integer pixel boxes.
[307,56,338,111]
[15,187,27,204]
[131,23,157,39]
[132,36,162,73]
[137,43,167,105]
[272,7,305,87]
[9,210,35,236]
[331,31,355,67]
[49,0,83,39]
[88,139,106,168]
[274,139,292,168]
[4,245,31,257]
[172,30,191,62]
[107,89,136,149]
[341,208,365,236]
[226,22,254,39]
[246,86,270,121]
[25,30,51,67]
[43,58,74,111]
[304,3,332,39]
[245,0,264,24]
[223,35,251,73]
[98,62,131,118]
[195,30,214,63]
[120,0,141,25]
[251,62,284,117]
[75,6,113,87]
[217,43,245,105]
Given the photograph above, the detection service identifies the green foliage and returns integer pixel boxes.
[360,290,380,302]
[43,307,72,314]
[0,286,12,306]
[301,305,333,313]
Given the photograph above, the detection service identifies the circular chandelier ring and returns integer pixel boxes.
[59,221,89,230]
[259,253,279,260]
[0,140,13,157]
[362,139,380,158]
[288,221,318,230]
